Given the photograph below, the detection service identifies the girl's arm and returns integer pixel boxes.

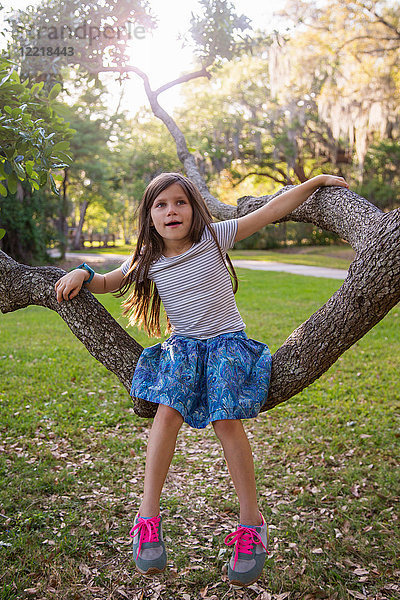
[235,174,349,242]
[54,266,125,303]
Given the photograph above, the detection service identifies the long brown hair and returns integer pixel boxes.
[116,172,238,337]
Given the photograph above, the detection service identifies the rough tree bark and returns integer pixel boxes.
[1,188,399,417]
[1,68,399,418]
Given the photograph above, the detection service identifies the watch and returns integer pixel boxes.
[76,262,95,284]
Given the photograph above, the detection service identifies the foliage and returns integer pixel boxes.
[358,139,400,210]
[0,186,59,264]
[107,110,181,243]
[56,92,118,250]
[233,222,339,250]
[0,56,74,197]
[0,55,74,263]
[178,53,348,196]
[274,0,400,166]
[186,0,253,68]
[4,0,156,84]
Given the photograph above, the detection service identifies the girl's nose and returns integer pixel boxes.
[166,205,177,215]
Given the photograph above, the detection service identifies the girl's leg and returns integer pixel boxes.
[212,419,262,526]
[139,403,184,518]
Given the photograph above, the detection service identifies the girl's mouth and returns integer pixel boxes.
[165,221,182,227]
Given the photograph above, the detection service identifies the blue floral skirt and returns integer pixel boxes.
[130,330,272,429]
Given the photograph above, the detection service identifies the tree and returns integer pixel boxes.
[0,56,75,262]
[1,0,398,417]
[273,0,400,168]
[60,89,117,250]
[1,184,399,416]
[0,56,74,196]
[108,110,181,244]
[4,0,156,85]
[359,139,400,211]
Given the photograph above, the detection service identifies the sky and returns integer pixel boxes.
[0,0,284,113]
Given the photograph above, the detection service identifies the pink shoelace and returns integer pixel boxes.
[224,526,268,569]
[129,515,161,559]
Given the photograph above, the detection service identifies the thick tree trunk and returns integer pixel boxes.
[1,188,399,418]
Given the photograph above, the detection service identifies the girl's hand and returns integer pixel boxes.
[313,174,349,189]
[54,269,87,303]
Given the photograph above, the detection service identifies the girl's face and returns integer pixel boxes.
[150,183,193,253]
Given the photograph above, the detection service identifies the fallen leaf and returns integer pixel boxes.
[79,563,91,576]
[347,591,366,599]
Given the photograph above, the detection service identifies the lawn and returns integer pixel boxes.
[0,269,398,600]
[69,244,355,271]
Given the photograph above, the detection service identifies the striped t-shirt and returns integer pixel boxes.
[120,219,245,339]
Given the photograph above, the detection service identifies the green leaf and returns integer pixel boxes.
[31,181,40,191]
[10,70,20,84]
[31,81,44,96]
[7,173,18,194]
[48,83,62,101]
[0,182,7,197]
[0,229,5,240]
[52,103,72,118]
[0,70,13,87]
[51,140,70,153]
[13,162,25,179]
[55,151,73,164]
[39,171,48,186]
[48,173,59,195]
[22,114,33,126]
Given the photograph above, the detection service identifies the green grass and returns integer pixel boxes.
[72,241,133,255]
[229,245,354,270]
[0,270,398,599]
[69,244,354,270]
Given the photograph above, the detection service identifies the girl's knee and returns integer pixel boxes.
[212,418,243,440]
[155,404,184,428]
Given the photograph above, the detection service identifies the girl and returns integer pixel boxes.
[55,172,349,587]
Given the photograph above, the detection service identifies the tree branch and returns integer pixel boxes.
[154,67,212,96]
[0,251,155,418]
[232,171,288,187]
[2,203,399,417]
[261,208,400,410]
[237,186,384,252]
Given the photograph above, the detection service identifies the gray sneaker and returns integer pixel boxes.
[129,513,167,575]
[224,514,269,586]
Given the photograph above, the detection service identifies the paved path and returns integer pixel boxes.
[59,251,348,280]
[232,259,347,280]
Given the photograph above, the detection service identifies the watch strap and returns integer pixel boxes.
[76,262,95,284]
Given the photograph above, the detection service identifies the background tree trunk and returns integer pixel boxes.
[58,168,70,259]
[73,200,88,250]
